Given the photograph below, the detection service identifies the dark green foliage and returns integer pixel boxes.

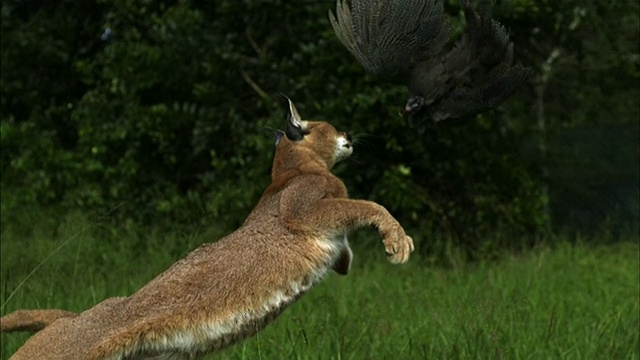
[1,0,638,254]
[500,0,640,232]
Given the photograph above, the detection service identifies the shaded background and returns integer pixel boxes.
[1,0,638,257]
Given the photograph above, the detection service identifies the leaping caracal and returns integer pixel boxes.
[0,98,414,359]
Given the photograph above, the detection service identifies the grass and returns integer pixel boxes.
[1,210,638,360]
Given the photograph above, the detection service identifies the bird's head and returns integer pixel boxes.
[402,96,425,118]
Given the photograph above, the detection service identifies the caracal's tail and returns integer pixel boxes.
[1,309,77,333]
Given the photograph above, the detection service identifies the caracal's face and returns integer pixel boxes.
[281,97,353,169]
[300,121,353,166]
[334,130,353,162]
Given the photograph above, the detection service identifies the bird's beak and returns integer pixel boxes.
[402,104,412,118]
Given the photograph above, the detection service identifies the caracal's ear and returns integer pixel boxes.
[274,129,285,146]
[283,95,307,141]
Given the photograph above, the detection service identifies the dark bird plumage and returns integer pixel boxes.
[329,0,533,124]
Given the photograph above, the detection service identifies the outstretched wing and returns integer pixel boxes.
[330,0,533,123]
[329,0,449,83]
[424,0,534,121]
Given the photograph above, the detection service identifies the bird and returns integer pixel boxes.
[329,0,533,125]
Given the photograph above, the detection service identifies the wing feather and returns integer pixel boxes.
[330,0,449,82]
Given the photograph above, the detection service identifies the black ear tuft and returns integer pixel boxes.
[274,129,285,146]
[281,94,306,141]
[285,115,304,141]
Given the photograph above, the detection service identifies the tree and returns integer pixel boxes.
[2,0,636,256]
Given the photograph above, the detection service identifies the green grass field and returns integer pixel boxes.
[1,211,638,359]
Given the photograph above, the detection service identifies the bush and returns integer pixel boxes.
[6,1,636,255]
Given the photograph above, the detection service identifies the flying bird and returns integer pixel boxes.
[329,0,533,124]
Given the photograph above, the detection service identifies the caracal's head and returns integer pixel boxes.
[273,97,352,173]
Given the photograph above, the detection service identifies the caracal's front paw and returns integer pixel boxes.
[382,226,414,264]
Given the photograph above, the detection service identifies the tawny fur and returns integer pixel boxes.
[1,99,414,360]
[1,309,77,333]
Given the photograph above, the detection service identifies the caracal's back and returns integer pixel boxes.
[2,98,413,360]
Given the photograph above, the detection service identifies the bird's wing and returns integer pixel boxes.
[329,0,450,83]
[422,0,533,121]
